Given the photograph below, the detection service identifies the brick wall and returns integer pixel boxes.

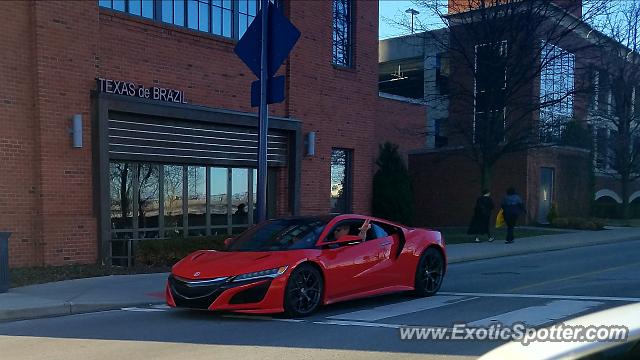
[288,0,381,216]
[409,150,528,227]
[375,97,426,163]
[0,1,41,266]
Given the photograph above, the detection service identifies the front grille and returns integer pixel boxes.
[169,275,228,309]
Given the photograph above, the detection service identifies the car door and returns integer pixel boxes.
[318,219,387,298]
[369,222,404,285]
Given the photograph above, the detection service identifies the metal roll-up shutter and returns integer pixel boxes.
[107,112,289,167]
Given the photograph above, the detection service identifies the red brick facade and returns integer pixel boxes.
[409,147,591,227]
[0,1,426,267]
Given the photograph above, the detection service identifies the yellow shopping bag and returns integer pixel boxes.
[495,209,505,228]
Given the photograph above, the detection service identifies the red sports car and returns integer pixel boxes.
[165,214,446,317]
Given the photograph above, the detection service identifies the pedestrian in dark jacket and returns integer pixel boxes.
[467,189,495,243]
[501,187,526,244]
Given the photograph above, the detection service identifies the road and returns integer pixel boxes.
[1,240,639,360]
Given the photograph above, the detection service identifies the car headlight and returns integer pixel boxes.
[231,266,288,282]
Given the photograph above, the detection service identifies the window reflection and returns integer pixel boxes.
[138,164,160,238]
[210,167,228,226]
[108,161,264,260]
[232,168,249,226]
[110,162,134,231]
[164,165,184,235]
[188,166,207,236]
[331,149,352,213]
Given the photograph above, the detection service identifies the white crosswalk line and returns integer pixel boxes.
[467,300,603,327]
[439,291,640,302]
[326,295,473,322]
[121,307,167,312]
[151,304,171,309]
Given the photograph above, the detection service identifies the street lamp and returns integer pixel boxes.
[405,8,420,34]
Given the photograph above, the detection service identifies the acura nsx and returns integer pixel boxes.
[166,214,446,317]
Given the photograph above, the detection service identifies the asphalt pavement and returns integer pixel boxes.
[1,235,639,359]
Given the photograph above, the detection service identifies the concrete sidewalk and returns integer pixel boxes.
[1,227,639,323]
[446,226,640,263]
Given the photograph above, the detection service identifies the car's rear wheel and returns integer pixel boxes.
[414,247,445,297]
[283,263,323,317]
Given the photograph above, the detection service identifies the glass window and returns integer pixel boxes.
[113,0,125,11]
[162,0,174,22]
[227,218,330,251]
[110,162,134,230]
[187,166,207,236]
[474,41,508,144]
[174,0,185,26]
[212,0,233,37]
[142,0,153,18]
[99,0,153,19]
[539,41,575,143]
[332,0,352,67]
[210,167,228,226]
[188,0,199,29]
[100,0,282,39]
[330,148,353,213]
[164,165,184,235]
[108,161,272,263]
[199,0,210,32]
[137,164,160,236]
[129,0,141,15]
[232,168,249,225]
[238,0,258,38]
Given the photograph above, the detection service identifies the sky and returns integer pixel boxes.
[378,1,632,40]
[379,0,444,39]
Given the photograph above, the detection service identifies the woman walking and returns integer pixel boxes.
[501,187,526,244]
[468,189,495,243]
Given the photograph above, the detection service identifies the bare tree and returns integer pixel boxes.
[589,0,640,220]
[392,0,608,189]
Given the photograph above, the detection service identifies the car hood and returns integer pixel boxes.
[171,250,304,280]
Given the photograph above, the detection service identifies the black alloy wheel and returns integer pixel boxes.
[414,247,445,297]
[283,264,323,317]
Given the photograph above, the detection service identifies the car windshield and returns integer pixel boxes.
[226,217,330,251]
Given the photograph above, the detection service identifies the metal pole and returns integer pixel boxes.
[0,232,10,293]
[257,0,270,223]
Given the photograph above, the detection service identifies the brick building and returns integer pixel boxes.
[0,0,426,267]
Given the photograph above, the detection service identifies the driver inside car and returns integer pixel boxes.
[332,224,350,241]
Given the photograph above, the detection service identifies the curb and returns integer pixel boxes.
[0,300,165,323]
[447,234,640,264]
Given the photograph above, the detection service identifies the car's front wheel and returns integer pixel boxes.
[414,247,445,297]
[283,263,323,317]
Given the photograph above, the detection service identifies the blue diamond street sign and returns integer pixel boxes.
[234,1,301,80]
[251,75,285,107]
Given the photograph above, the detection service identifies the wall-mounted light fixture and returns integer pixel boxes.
[306,131,316,157]
[71,114,83,148]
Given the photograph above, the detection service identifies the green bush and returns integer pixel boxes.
[551,217,605,230]
[135,235,229,267]
[372,142,414,225]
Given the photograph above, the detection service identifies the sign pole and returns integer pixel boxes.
[257,0,270,223]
